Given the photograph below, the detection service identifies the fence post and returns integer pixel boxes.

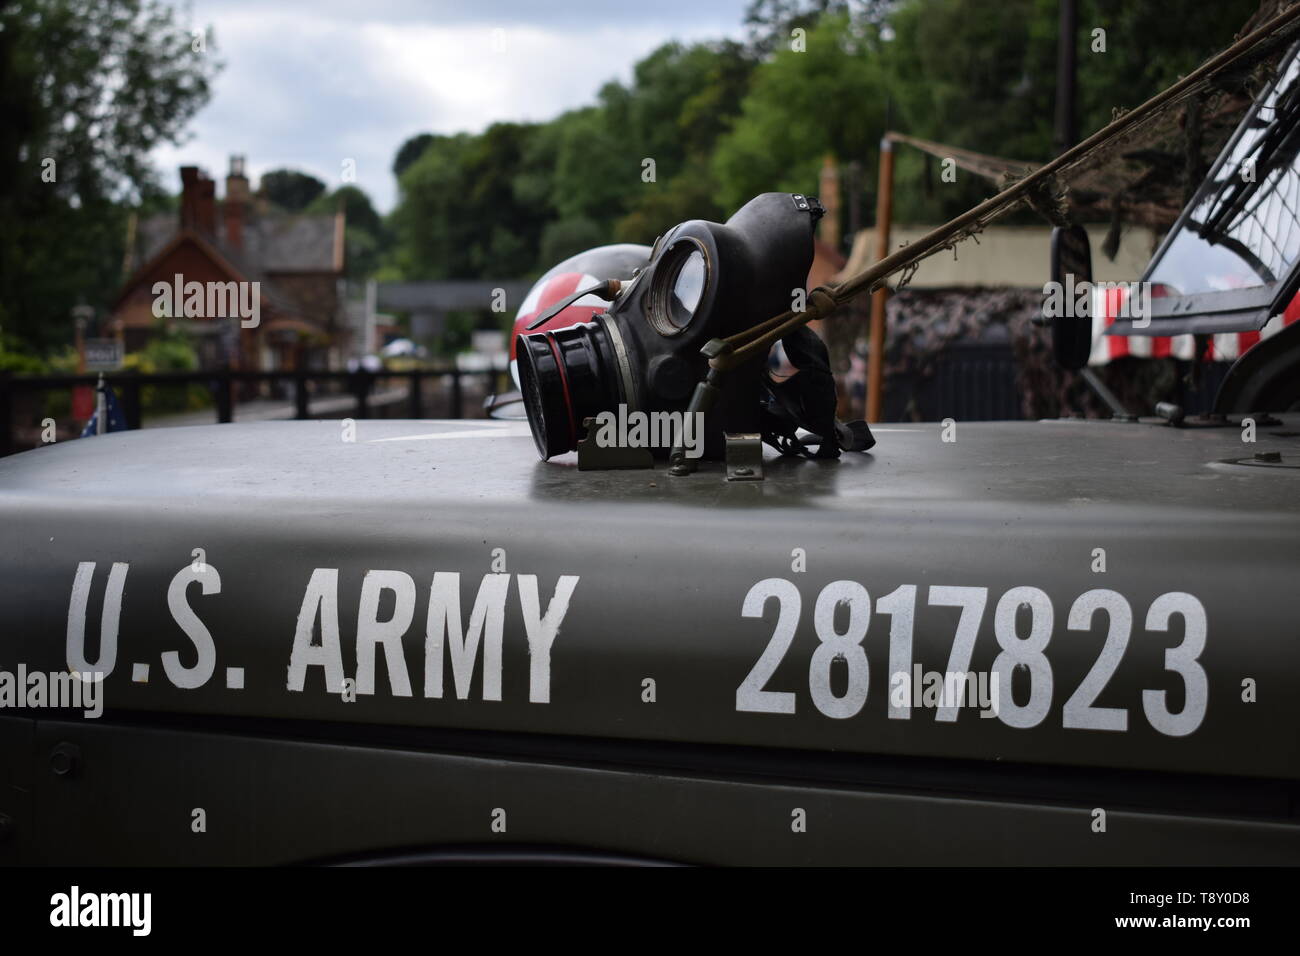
[450,368,463,419]
[119,373,143,430]
[0,372,12,456]
[214,371,233,423]
[354,371,371,418]
[409,372,423,419]
[295,370,309,419]
[483,368,501,409]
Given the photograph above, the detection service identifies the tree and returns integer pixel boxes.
[309,185,382,238]
[1074,0,1263,136]
[878,0,1262,222]
[258,169,327,212]
[385,40,756,280]
[539,216,606,270]
[392,133,435,178]
[713,12,886,214]
[389,124,550,280]
[0,0,219,353]
[877,0,1055,222]
[612,41,756,238]
[378,0,1267,293]
[614,156,727,244]
[535,41,758,251]
[547,105,640,230]
[744,0,895,54]
[307,185,386,279]
[389,134,471,279]
[720,0,1264,230]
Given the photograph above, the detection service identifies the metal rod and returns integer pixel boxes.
[1054,0,1079,154]
[1080,367,1136,421]
[866,137,895,423]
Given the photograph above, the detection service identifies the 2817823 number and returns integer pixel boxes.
[735,580,1207,736]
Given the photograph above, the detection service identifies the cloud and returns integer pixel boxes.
[152,0,748,212]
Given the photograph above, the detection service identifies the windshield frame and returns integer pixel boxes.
[1111,41,1300,337]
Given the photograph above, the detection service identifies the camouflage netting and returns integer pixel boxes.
[889,71,1270,242]
[877,289,1219,421]
[894,96,1251,240]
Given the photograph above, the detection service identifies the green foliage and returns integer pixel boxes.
[436,311,478,357]
[877,0,1054,221]
[388,40,756,283]
[549,106,639,228]
[712,13,885,213]
[1074,0,1263,134]
[124,322,209,413]
[614,157,727,244]
[614,41,755,240]
[308,185,381,236]
[258,168,327,212]
[0,337,53,375]
[0,198,131,352]
[0,0,219,355]
[390,134,468,279]
[539,217,607,268]
[387,122,560,287]
[307,185,387,279]
[743,0,896,55]
[877,0,1261,222]
[392,133,435,178]
[132,327,198,373]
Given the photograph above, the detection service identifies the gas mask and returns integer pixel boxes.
[515,193,873,467]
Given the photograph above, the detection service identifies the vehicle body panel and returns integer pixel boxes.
[1,418,1296,863]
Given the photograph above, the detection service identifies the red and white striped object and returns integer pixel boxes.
[1091,286,1300,365]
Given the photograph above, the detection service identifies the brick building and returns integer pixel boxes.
[112,156,346,371]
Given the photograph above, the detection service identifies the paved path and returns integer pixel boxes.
[142,387,408,429]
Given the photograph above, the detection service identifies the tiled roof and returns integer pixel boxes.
[239,214,338,273]
[137,210,338,276]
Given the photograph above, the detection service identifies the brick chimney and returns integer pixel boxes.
[818,154,841,251]
[180,166,200,230]
[224,154,250,251]
[179,166,217,235]
[198,178,216,235]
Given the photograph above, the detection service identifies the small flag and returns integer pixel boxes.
[80,375,127,437]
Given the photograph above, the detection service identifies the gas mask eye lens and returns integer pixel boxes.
[671,250,706,326]
[648,240,709,336]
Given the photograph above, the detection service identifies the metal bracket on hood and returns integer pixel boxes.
[577,417,654,470]
[725,432,764,481]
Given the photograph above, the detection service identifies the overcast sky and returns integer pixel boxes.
[153,0,751,212]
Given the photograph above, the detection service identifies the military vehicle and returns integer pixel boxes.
[2,43,1300,871]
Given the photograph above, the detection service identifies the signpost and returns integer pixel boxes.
[83,339,124,372]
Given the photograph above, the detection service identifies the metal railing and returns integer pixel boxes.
[0,366,507,457]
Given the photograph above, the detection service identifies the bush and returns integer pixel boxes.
[124,327,211,415]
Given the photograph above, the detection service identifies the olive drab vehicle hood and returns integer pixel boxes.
[1,417,1297,786]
